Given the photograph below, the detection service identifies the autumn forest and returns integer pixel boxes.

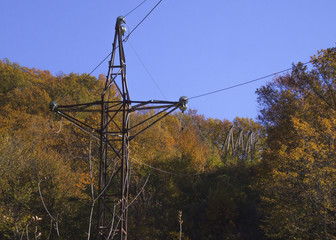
[1,47,336,239]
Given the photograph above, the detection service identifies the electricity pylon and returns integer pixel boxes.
[49,16,187,240]
[221,126,257,161]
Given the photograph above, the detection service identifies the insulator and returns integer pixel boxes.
[121,26,127,36]
[49,101,58,111]
[178,96,188,113]
[117,16,126,24]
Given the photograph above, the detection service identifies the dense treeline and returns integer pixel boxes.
[1,46,335,239]
[256,47,336,239]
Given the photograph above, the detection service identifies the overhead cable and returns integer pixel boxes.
[124,0,148,17]
[188,50,336,100]
[124,0,164,42]
[132,158,202,176]
[87,52,112,76]
[78,0,164,81]
[188,67,293,100]
[127,39,167,100]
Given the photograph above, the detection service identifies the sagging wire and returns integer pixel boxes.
[188,51,336,100]
[132,158,174,175]
[132,158,203,176]
[126,38,168,100]
[188,68,293,100]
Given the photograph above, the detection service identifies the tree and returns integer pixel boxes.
[0,59,102,239]
[0,133,89,239]
[256,47,336,239]
[0,59,267,239]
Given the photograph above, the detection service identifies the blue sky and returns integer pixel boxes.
[1,0,336,121]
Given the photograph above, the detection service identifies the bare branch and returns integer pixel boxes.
[127,174,150,209]
[38,179,60,237]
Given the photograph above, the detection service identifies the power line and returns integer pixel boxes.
[132,158,203,176]
[87,52,112,76]
[80,0,153,79]
[57,0,163,102]
[56,52,112,102]
[124,0,164,42]
[127,39,167,100]
[132,158,174,175]
[81,0,164,79]
[188,65,297,100]
[124,0,148,17]
[188,50,336,100]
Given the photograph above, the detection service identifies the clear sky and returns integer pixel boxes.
[1,0,336,121]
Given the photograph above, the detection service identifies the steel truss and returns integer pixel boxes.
[221,126,257,161]
[50,16,187,240]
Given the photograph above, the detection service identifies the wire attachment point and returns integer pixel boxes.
[117,16,126,24]
[178,96,188,113]
[49,101,58,112]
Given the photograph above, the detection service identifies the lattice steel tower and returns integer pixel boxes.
[49,16,187,240]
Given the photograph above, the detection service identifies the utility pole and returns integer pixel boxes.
[49,16,187,240]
